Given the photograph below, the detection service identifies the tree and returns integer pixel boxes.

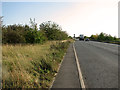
[39,21,68,40]
[25,18,47,43]
[2,19,68,44]
[97,32,105,41]
[0,16,3,44]
[90,34,98,41]
[29,18,37,31]
[90,32,116,42]
[68,36,73,39]
[0,16,3,28]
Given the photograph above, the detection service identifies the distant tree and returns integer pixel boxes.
[90,32,116,42]
[107,35,114,41]
[84,36,87,39]
[113,36,117,41]
[0,16,3,43]
[0,16,3,28]
[90,34,98,41]
[68,36,73,39]
[97,32,105,41]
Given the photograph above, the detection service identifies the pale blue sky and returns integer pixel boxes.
[2,2,73,25]
[2,1,119,37]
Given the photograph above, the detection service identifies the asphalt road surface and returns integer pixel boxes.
[74,41,118,88]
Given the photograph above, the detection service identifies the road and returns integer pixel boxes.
[52,41,118,88]
[74,41,118,88]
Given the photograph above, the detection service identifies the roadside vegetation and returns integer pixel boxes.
[2,40,72,88]
[2,19,69,44]
[1,18,73,88]
[89,32,120,44]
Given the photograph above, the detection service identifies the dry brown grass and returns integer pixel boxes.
[2,40,72,88]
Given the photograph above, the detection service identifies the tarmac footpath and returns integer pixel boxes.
[51,43,81,88]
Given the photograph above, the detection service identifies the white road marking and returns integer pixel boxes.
[73,43,86,89]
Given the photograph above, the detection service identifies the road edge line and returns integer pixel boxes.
[73,42,86,89]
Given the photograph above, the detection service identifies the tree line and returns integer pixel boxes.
[2,18,69,44]
[90,32,119,42]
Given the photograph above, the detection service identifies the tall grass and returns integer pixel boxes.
[2,40,72,88]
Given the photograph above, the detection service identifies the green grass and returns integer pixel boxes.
[2,40,72,88]
[101,40,120,45]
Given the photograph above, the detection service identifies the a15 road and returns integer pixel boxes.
[74,40,118,88]
[52,40,118,88]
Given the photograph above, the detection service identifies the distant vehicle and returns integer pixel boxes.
[85,38,89,41]
[79,34,84,41]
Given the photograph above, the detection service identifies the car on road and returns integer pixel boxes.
[85,38,89,41]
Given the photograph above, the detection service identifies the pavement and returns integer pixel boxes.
[74,41,118,88]
[51,43,81,88]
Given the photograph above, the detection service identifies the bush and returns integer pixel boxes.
[2,29,26,44]
[2,24,47,44]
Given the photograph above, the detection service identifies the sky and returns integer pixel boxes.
[1,0,119,37]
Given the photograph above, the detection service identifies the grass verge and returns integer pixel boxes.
[2,40,73,88]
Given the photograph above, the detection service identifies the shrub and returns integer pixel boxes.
[2,29,26,44]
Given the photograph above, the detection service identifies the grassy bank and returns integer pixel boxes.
[91,40,120,45]
[2,40,73,88]
[103,41,120,45]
